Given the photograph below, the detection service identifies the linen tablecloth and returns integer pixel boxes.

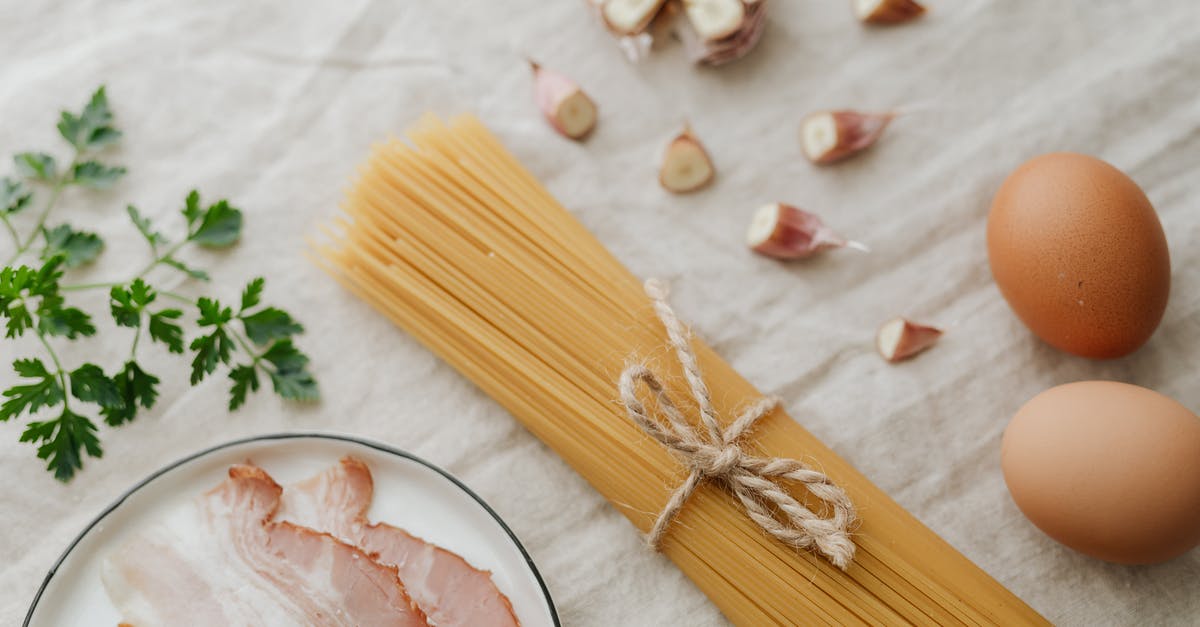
[3,1,1199,624]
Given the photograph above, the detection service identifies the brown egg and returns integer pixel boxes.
[1001,381,1200,564]
[987,152,1170,359]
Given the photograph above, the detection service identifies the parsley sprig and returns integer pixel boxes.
[1,87,319,481]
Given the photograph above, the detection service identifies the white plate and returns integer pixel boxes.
[24,432,559,626]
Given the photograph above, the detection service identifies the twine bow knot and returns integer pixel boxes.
[619,280,857,570]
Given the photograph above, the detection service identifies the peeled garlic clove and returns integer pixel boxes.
[877,317,942,363]
[854,0,926,24]
[602,0,668,35]
[683,0,746,41]
[746,203,867,260]
[530,61,598,140]
[801,110,895,165]
[659,125,715,194]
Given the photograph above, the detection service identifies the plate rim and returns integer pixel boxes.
[23,431,561,626]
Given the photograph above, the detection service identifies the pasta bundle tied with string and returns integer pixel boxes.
[312,113,1048,626]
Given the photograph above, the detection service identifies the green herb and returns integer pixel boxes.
[41,224,103,267]
[0,86,319,481]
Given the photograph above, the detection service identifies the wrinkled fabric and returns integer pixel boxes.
[2,2,1199,625]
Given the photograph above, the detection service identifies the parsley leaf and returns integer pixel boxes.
[41,224,104,267]
[189,328,233,384]
[0,359,63,422]
[20,407,102,481]
[261,338,310,372]
[127,279,155,306]
[3,302,33,338]
[69,364,124,409]
[127,205,167,251]
[189,297,235,384]
[228,364,260,411]
[70,161,126,189]
[148,308,184,353]
[161,256,209,281]
[57,86,121,151]
[241,307,303,345]
[102,361,159,426]
[109,279,156,327]
[181,189,202,223]
[35,255,65,287]
[1,259,73,338]
[237,278,302,345]
[197,297,233,326]
[261,339,319,402]
[1,178,32,214]
[268,365,319,402]
[14,152,57,182]
[37,302,95,339]
[240,277,264,312]
[185,195,242,248]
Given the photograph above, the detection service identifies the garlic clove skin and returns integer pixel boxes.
[603,0,668,35]
[800,110,895,165]
[876,318,943,363]
[659,125,715,193]
[531,61,598,140]
[683,0,746,41]
[746,203,867,260]
[854,0,926,24]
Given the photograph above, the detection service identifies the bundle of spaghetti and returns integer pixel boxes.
[312,113,1047,625]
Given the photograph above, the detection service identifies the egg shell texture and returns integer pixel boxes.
[1001,381,1200,564]
[986,152,1170,359]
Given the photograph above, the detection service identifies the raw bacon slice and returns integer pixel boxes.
[103,465,429,627]
[278,457,520,627]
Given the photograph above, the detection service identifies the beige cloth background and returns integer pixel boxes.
[3,1,1199,624]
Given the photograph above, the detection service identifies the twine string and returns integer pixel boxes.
[619,279,857,570]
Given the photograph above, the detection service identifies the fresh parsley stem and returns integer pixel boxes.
[7,156,78,264]
[129,323,142,361]
[60,281,195,310]
[22,181,67,249]
[158,290,193,305]
[0,214,19,248]
[60,281,118,292]
[134,240,187,278]
[60,240,194,295]
[34,324,70,411]
[229,326,261,365]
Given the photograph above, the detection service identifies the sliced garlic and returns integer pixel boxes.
[877,318,942,363]
[658,125,715,194]
[683,0,746,41]
[592,0,767,65]
[746,203,867,260]
[680,0,768,65]
[603,0,668,35]
[800,110,895,165]
[530,61,598,140]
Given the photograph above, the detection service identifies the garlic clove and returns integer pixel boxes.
[603,0,668,35]
[876,317,943,363]
[530,61,598,140]
[854,0,926,24]
[680,0,768,66]
[800,110,895,165]
[683,0,746,41]
[659,125,715,193]
[746,203,868,260]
